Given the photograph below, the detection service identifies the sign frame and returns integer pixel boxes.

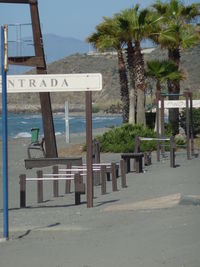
[159,100,200,109]
[0,73,102,93]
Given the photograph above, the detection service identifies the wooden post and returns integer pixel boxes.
[101,165,107,195]
[53,165,59,197]
[93,140,101,185]
[189,93,194,157]
[134,136,140,153]
[85,91,93,208]
[111,163,118,192]
[156,91,160,162]
[74,172,85,205]
[135,156,143,173]
[75,175,81,205]
[30,1,58,157]
[93,140,100,163]
[19,174,26,208]
[184,92,190,160]
[160,95,165,157]
[65,163,71,194]
[170,136,176,168]
[120,160,127,188]
[134,136,140,171]
[37,170,43,203]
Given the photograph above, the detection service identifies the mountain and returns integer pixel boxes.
[7,33,154,75]
[4,44,200,113]
[43,34,89,63]
[7,34,89,74]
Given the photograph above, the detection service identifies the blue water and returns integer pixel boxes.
[0,113,123,139]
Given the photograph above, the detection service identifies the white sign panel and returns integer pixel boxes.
[0,73,102,93]
[159,100,200,109]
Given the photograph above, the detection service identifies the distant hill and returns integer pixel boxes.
[43,34,89,63]
[4,44,200,113]
[8,33,89,74]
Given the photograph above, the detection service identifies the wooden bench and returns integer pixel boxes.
[121,153,144,173]
[24,157,82,169]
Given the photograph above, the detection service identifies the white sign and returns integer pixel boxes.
[0,73,102,93]
[159,100,200,109]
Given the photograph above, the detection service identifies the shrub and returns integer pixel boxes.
[92,105,100,113]
[179,108,200,137]
[95,124,158,153]
[175,135,186,146]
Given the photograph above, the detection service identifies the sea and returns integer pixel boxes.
[0,113,123,139]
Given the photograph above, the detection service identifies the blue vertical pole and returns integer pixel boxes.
[1,25,9,239]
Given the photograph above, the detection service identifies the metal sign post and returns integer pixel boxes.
[85,91,93,208]
[65,101,70,144]
[1,25,9,240]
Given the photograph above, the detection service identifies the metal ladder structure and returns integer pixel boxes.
[0,0,58,157]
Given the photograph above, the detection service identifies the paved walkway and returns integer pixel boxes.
[0,147,200,267]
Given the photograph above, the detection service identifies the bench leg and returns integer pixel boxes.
[107,173,111,181]
[75,193,81,205]
[122,158,130,173]
[135,157,143,173]
[127,158,130,173]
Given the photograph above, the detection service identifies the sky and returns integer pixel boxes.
[0,0,199,41]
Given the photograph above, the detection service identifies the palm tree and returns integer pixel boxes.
[117,7,137,125]
[146,59,184,134]
[146,59,184,93]
[119,6,163,126]
[152,0,200,134]
[87,17,129,123]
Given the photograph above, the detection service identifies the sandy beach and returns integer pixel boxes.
[0,131,200,267]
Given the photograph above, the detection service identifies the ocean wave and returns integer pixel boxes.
[92,117,116,121]
[55,132,62,136]
[14,132,32,138]
[1,114,122,138]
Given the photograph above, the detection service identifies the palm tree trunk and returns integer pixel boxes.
[168,48,180,135]
[126,41,136,124]
[117,47,129,123]
[135,41,146,126]
[129,89,136,124]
